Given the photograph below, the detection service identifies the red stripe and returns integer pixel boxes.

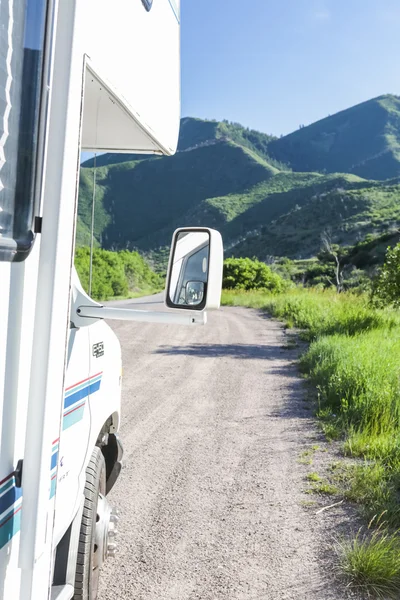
[65,371,102,392]
[0,473,14,487]
[51,473,57,481]
[52,438,60,446]
[63,401,86,418]
[0,506,22,529]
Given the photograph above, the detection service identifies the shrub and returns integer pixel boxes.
[223,257,288,293]
[75,247,162,300]
[372,244,400,308]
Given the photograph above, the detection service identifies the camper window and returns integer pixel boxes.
[0,0,48,262]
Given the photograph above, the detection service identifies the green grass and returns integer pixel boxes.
[222,286,400,594]
[331,462,400,528]
[308,482,339,495]
[221,289,273,309]
[264,289,399,339]
[223,287,400,337]
[298,446,320,465]
[338,526,400,599]
[106,288,162,302]
[306,472,321,482]
[302,329,400,436]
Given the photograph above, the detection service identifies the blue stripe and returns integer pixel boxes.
[0,507,21,549]
[62,375,102,429]
[65,375,102,398]
[64,377,102,409]
[65,381,87,397]
[88,381,101,395]
[50,451,58,471]
[0,486,22,516]
[64,385,89,410]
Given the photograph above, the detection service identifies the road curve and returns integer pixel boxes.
[98,300,347,600]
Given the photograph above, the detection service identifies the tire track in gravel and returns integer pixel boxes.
[98,302,357,600]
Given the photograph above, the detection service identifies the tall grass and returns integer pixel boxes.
[302,330,400,437]
[223,287,400,595]
[337,524,400,599]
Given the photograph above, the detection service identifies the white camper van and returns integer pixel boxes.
[0,2,223,600]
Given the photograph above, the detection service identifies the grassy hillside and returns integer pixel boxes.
[231,177,400,259]
[77,98,400,269]
[77,140,280,250]
[78,157,400,265]
[268,95,400,180]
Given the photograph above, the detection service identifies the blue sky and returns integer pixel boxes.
[181,0,400,136]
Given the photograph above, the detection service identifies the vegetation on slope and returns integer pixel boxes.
[77,140,280,251]
[231,177,400,260]
[268,94,400,180]
[78,99,400,269]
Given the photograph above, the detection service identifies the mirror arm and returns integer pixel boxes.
[76,304,207,326]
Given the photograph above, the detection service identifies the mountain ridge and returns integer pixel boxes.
[77,94,400,265]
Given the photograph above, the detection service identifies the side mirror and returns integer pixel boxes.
[165,228,223,311]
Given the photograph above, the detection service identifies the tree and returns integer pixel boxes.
[371,243,400,308]
[319,229,348,292]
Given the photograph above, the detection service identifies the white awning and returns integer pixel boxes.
[81,62,171,156]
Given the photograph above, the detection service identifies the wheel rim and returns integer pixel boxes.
[92,493,119,597]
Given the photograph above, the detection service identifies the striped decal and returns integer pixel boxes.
[0,473,22,550]
[50,438,59,499]
[0,373,103,549]
[63,372,102,430]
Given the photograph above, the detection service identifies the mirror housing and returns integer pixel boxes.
[165,228,223,311]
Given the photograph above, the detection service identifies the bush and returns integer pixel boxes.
[75,247,162,300]
[223,257,288,293]
[372,244,400,308]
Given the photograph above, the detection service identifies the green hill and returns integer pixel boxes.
[268,95,400,180]
[231,177,400,260]
[77,99,400,269]
[78,139,280,250]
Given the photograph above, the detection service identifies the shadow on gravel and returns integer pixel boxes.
[154,343,284,360]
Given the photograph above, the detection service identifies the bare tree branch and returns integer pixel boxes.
[320,229,345,292]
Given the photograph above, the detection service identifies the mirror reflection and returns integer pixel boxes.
[168,231,209,307]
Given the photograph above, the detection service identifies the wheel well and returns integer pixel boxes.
[96,415,122,495]
[101,433,118,484]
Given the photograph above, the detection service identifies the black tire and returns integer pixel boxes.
[74,447,106,600]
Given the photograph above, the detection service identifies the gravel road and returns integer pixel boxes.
[98,298,350,600]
